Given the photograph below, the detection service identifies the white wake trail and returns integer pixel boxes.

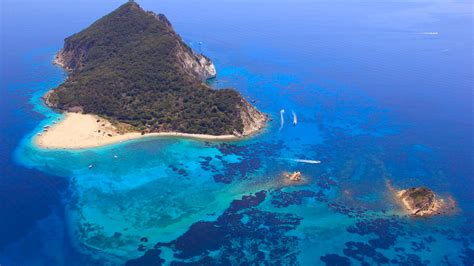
[292,110,297,126]
[277,157,322,164]
[291,158,321,164]
[418,32,439,35]
[280,109,285,130]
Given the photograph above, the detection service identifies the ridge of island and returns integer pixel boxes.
[36,1,266,149]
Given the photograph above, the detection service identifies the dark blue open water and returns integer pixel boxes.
[1,0,473,265]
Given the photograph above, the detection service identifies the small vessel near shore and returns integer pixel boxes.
[88,164,93,169]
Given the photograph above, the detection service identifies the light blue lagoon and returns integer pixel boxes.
[1,0,473,265]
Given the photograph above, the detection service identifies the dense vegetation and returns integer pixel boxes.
[49,1,246,135]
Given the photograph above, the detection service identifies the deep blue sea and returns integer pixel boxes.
[1,0,473,265]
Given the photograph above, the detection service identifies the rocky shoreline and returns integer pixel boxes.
[397,187,445,217]
[387,181,456,217]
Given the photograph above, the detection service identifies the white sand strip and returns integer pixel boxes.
[35,112,238,149]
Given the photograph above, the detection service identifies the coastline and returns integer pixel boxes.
[385,180,456,217]
[396,189,444,217]
[36,50,267,150]
[34,112,245,150]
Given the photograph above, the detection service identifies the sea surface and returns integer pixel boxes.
[1,0,473,265]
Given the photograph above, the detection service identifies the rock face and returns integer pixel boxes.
[286,171,302,182]
[144,12,216,80]
[47,1,266,136]
[238,98,267,136]
[398,187,443,217]
[176,43,217,80]
[54,45,84,73]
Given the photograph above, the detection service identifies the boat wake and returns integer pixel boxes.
[277,158,321,164]
[291,158,321,164]
[280,109,285,130]
[292,110,297,126]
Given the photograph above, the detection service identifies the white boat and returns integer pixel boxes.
[88,164,93,169]
[114,155,118,159]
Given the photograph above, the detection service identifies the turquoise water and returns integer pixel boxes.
[1,0,473,265]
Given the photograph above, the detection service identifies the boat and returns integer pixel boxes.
[114,155,118,159]
[88,164,93,169]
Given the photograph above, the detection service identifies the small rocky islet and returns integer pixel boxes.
[396,187,456,217]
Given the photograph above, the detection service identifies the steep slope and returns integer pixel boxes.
[47,1,265,136]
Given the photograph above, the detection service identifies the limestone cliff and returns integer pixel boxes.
[175,42,216,80]
[238,98,267,136]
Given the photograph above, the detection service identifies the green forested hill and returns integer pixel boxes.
[47,1,262,135]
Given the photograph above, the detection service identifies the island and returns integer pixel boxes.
[285,171,302,182]
[385,180,456,217]
[36,1,266,149]
[397,187,456,217]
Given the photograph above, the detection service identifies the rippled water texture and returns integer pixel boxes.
[1,0,473,265]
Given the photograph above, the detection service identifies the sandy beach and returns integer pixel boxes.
[35,112,238,149]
